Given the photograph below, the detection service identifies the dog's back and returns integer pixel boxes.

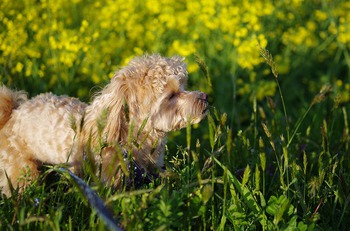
[0,87,87,195]
[1,92,87,164]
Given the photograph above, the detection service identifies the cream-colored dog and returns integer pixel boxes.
[0,54,208,196]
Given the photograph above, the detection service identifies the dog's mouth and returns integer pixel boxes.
[198,93,209,115]
[202,105,209,115]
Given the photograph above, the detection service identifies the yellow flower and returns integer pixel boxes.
[80,20,89,33]
[15,62,24,73]
[49,36,58,49]
[315,10,328,21]
[346,83,350,90]
[188,63,199,74]
[336,79,343,87]
[133,47,144,55]
[171,40,196,57]
[92,73,100,84]
[25,61,32,77]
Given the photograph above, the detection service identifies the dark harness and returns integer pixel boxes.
[82,149,159,188]
[124,154,159,188]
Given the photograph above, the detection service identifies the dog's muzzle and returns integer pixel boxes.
[199,92,209,114]
[199,92,208,102]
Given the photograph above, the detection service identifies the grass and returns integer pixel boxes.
[1,49,349,231]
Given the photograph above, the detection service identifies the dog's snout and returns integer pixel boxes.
[200,92,208,101]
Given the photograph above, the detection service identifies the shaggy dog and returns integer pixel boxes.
[0,54,208,196]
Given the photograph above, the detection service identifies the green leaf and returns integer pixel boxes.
[241,165,251,188]
[266,195,290,225]
[255,164,260,192]
[211,155,261,215]
[201,184,213,204]
[208,113,215,150]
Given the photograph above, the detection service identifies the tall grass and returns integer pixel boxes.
[1,50,349,230]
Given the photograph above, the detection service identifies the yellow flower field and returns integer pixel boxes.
[0,0,349,104]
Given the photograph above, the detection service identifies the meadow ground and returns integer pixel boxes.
[0,0,349,230]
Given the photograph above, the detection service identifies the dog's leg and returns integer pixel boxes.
[0,145,40,196]
[99,147,124,188]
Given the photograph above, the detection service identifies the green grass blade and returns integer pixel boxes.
[211,154,261,215]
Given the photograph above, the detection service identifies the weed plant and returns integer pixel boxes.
[1,48,349,230]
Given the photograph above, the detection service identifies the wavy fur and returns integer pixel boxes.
[0,54,208,196]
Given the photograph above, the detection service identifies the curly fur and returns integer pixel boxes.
[0,54,208,196]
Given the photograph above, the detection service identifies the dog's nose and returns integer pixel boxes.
[200,92,208,101]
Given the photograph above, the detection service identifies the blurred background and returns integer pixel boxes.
[0,0,349,137]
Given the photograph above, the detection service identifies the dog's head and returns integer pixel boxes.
[115,54,208,133]
[89,54,208,145]
[83,54,209,179]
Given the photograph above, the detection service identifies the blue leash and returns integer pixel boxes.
[58,168,123,231]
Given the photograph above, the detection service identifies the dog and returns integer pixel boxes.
[0,54,208,196]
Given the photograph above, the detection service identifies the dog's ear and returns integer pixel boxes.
[102,72,129,143]
[83,71,129,147]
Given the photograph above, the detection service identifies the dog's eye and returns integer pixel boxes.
[169,93,177,100]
